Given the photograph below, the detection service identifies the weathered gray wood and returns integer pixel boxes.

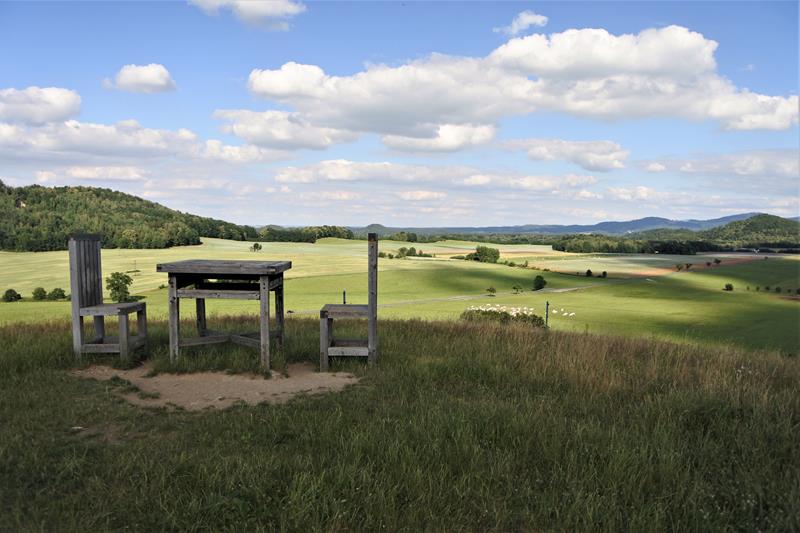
[259,275,270,369]
[368,232,378,364]
[80,343,121,353]
[196,282,259,291]
[93,316,105,343]
[69,235,146,362]
[231,334,261,349]
[320,304,369,318]
[118,314,130,361]
[196,298,206,336]
[157,260,291,276]
[137,307,147,353]
[79,302,145,316]
[179,334,230,347]
[331,338,366,347]
[319,316,329,371]
[176,289,260,300]
[68,238,83,359]
[328,346,370,357]
[168,274,180,362]
[275,275,285,350]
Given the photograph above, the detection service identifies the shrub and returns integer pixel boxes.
[249,242,262,252]
[724,283,734,291]
[460,305,545,328]
[451,255,465,260]
[378,251,387,258]
[601,271,608,278]
[765,286,771,291]
[466,246,500,263]
[47,288,66,300]
[685,263,692,270]
[675,264,683,272]
[775,287,781,293]
[507,261,516,267]
[796,288,800,295]
[106,272,134,303]
[713,258,722,265]
[533,275,547,291]
[32,287,47,300]
[2,289,22,302]
[522,260,529,268]
[486,286,496,297]
[388,253,394,259]
[585,269,593,277]
[755,286,760,292]
[706,262,712,267]
[512,285,523,294]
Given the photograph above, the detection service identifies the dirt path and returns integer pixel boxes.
[71,362,359,411]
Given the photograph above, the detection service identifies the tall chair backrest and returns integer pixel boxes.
[68,234,104,310]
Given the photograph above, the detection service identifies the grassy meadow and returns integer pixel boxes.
[1,317,799,530]
[1,237,798,353]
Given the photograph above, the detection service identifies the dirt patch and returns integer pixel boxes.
[70,362,359,411]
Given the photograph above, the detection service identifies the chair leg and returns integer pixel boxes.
[195,298,206,336]
[72,316,84,360]
[137,307,148,353]
[93,316,105,343]
[319,316,329,371]
[119,314,130,362]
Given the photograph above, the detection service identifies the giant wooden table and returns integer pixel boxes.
[156,260,292,368]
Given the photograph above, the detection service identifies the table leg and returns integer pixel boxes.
[259,275,270,369]
[275,275,284,351]
[93,316,105,343]
[168,274,180,362]
[119,313,130,362]
[196,298,207,336]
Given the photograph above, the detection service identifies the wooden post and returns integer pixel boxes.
[319,311,329,371]
[275,274,285,351]
[119,313,130,362]
[137,307,148,352]
[68,237,83,358]
[367,232,378,365]
[545,301,549,328]
[168,274,180,362]
[259,275,270,369]
[196,298,207,336]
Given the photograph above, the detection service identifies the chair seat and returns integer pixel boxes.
[320,304,369,319]
[79,302,145,316]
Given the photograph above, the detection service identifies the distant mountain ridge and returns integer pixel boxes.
[355,213,765,236]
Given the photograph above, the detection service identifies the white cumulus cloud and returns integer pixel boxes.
[0,87,81,124]
[105,64,176,93]
[506,138,629,171]
[189,0,306,27]
[493,10,548,36]
[397,190,446,201]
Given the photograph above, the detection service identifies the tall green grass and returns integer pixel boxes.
[1,317,798,531]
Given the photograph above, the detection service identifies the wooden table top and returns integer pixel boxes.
[156,259,292,276]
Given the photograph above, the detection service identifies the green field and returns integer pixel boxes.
[1,237,798,352]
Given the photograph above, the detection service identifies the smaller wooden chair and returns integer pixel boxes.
[320,233,378,370]
[69,234,147,361]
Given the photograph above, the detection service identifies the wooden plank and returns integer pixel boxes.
[331,338,367,348]
[196,299,206,336]
[68,238,83,358]
[168,274,180,362]
[231,334,260,349]
[196,282,259,291]
[259,275,270,369]
[368,232,378,365]
[80,343,121,354]
[156,260,292,276]
[328,346,370,357]
[320,304,369,318]
[118,314,130,362]
[79,302,144,316]
[176,289,260,300]
[268,276,283,290]
[179,334,229,347]
[319,317,329,371]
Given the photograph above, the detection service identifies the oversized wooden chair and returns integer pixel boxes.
[69,234,147,361]
[320,233,378,370]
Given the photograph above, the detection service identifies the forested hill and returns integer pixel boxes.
[0,181,257,251]
[698,214,800,247]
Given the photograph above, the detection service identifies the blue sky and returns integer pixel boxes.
[0,1,797,226]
